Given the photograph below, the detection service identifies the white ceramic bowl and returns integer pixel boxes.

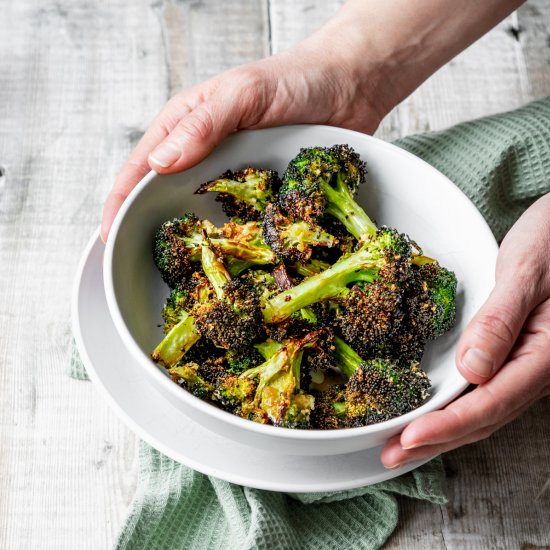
[104,125,497,456]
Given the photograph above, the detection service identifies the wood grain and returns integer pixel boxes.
[0,0,549,548]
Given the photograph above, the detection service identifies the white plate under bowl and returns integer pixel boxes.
[103,125,498,456]
[73,230,434,492]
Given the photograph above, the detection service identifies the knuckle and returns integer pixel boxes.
[178,108,214,143]
[476,425,496,442]
[229,66,272,126]
[475,309,516,346]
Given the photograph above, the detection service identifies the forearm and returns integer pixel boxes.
[304,0,526,119]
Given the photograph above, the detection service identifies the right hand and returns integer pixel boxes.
[100,34,387,242]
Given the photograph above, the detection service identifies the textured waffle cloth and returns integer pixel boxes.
[69,96,550,549]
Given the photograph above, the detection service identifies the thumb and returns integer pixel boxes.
[147,101,240,173]
[456,279,535,384]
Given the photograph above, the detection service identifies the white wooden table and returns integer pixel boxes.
[1,1,549,548]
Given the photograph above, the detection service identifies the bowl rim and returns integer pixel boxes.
[103,124,496,442]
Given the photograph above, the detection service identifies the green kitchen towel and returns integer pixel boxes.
[69,96,550,549]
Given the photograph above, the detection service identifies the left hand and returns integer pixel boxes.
[381,193,550,468]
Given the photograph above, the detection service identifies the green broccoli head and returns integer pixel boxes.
[405,261,457,341]
[262,202,338,264]
[196,167,280,221]
[153,214,202,288]
[193,278,264,351]
[331,336,431,426]
[225,347,265,375]
[161,286,191,334]
[161,272,213,333]
[336,281,405,360]
[238,331,322,428]
[345,359,431,426]
[214,374,257,409]
[310,385,347,430]
[262,227,411,324]
[169,362,215,400]
[279,144,375,239]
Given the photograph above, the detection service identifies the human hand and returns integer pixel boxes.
[101,0,526,242]
[100,22,388,242]
[381,193,550,468]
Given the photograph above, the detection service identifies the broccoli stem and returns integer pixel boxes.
[213,239,276,264]
[332,401,347,417]
[262,244,380,323]
[293,258,330,277]
[201,239,231,299]
[333,335,363,378]
[254,339,284,360]
[203,177,265,209]
[151,311,201,367]
[411,254,437,266]
[320,177,377,240]
[225,257,256,276]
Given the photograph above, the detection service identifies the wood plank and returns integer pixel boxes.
[0,1,268,549]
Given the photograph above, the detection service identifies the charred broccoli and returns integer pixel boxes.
[196,167,280,221]
[238,331,322,427]
[334,336,431,425]
[169,360,257,412]
[279,144,377,239]
[193,237,263,351]
[153,215,276,287]
[335,279,405,360]
[151,144,457,430]
[406,260,457,340]
[151,274,213,368]
[262,203,338,263]
[263,227,411,323]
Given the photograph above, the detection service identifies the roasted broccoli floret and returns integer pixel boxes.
[153,215,276,288]
[292,258,331,278]
[310,385,347,430]
[151,274,213,368]
[161,273,212,333]
[169,359,256,411]
[225,348,265,375]
[406,261,457,340]
[335,280,405,360]
[193,238,263,351]
[333,336,431,426]
[153,214,203,288]
[262,203,338,263]
[196,167,280,221]
[161,286,191,334]
[214,374,257,410]
[263,227,411,324]
[169,362,215,400]
[238,331,322,427]
[215,220,277,265]
[279,144,377,239]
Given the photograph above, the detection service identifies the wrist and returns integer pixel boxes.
[302,0,526,126]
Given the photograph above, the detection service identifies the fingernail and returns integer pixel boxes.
[149,142,181,168]
[401,442,424,450]
[384,462,402,470]
[462,347,494,378]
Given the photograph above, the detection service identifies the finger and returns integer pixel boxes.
[381,399,534,468]
[388,344,547,456]
[455,282,535,383]
[148,70,272,173]
[100,98,191,242]
[147,79,254,174]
